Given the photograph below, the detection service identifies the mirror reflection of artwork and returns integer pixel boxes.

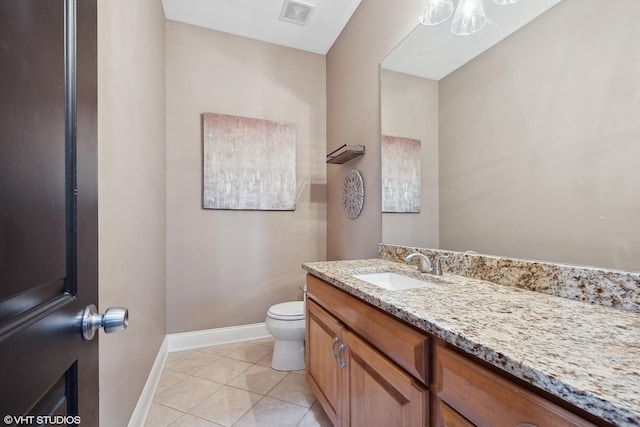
[203,112,296,211]
[382,135,421,213]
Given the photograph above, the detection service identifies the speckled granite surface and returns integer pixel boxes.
[302,258,640,426]
[380,244,640,313]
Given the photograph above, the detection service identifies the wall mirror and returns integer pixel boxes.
[380,0,640,271]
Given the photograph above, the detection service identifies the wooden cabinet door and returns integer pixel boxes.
[439,401,474,427]
[307,299,344,426]
[342,330,428,427]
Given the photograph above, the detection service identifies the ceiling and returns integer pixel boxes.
[161,0,361,55]
[161,0,564,77]
[382,0,563,80]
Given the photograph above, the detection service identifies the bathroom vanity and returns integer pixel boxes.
[306,274,429,426]
[302,250,640,427]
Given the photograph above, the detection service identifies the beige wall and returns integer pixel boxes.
[439,0,640,270]
[326,0,422,260]
[97,0,167,424]
[165,21,326,333]
[381,69,439,248]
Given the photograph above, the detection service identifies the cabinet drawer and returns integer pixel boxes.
[435,345,596,427]
[306,274,430,385]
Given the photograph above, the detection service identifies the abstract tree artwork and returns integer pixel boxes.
[203,112,296,211]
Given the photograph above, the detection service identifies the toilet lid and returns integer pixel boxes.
[268,301,305,321]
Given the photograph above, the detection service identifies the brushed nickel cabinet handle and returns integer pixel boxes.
[337,343,347,368]
[331,337,340,361]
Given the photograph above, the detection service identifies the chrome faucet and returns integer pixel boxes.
[433,255,449,276]
[405,253,449,275]
[404,253,433,274]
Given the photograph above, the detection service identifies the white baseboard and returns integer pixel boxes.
[167,322,270,352]
[128,336,169,427]
[128,323,271,426]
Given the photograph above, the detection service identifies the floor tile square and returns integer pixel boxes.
[196,342,243,357]
[227,364,288,395]
[188,385,262,427]
[224,342,273,363]
[169,413,222,426]
[144,403,184,427]
[297,401,333,427]
[194,356,253,384]
[251,337,275,347]
[232,396,308,427]
[165,350,219,375]
[254,351,273,367]
[267,372,316,407]
[155,376,223,412]
[156,369,189,395]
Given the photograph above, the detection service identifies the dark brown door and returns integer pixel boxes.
[0,0,99,425]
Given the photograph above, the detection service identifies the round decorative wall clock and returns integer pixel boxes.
[343,169,364,219]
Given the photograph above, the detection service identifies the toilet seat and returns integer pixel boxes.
[267,301,304,321]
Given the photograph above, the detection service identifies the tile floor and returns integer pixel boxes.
[144,338,332,427]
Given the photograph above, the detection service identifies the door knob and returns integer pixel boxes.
[81,304,128,340]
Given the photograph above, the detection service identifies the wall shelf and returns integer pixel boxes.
[326,144,365,164]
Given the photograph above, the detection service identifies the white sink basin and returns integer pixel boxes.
[352,272,437,291]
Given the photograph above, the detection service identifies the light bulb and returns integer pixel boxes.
[419,0,455,26]
[451,0,486,36]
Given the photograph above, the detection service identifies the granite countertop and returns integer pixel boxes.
[302,259,640,427]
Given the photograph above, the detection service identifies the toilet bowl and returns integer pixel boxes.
[265,300,305,371]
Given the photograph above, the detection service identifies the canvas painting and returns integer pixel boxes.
[203,112,296,210]
[381,135,421,213]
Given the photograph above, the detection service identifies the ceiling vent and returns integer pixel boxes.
[279,0,315,26]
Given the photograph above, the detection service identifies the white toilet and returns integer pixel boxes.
[265,300,306,371]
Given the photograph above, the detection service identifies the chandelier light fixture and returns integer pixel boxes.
[419,0,520,36]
